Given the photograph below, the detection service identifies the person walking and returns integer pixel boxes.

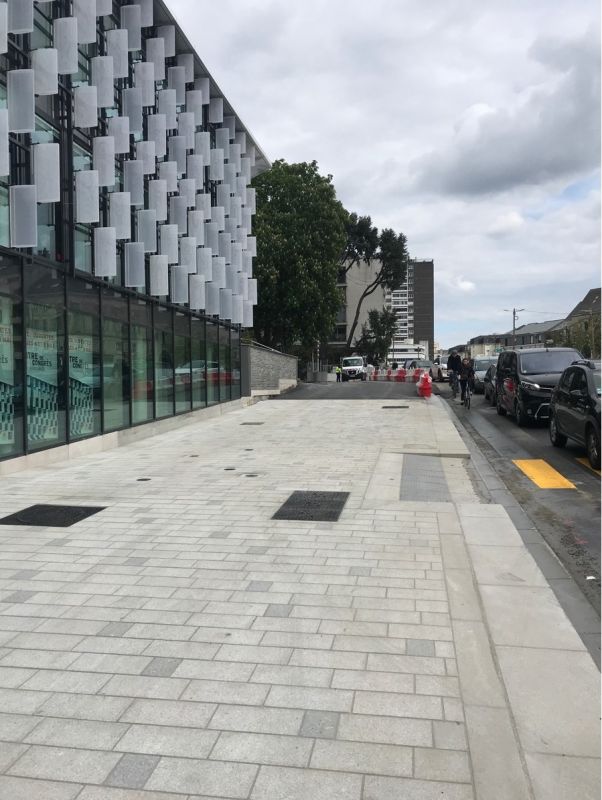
[459,357,475,405]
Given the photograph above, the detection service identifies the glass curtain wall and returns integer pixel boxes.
[25,265,67,451]
[219,326,231,402]
[206,321,219,406]
[102,290,130,431]
[231,330,241,400]
[130,300,154,424]
[0,259,24,458]
[174,312,191,413]
[154,305,174,418]
[67,279,101,439]
[191,316,206,409]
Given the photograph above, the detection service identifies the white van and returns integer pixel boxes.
[341,356,367,381]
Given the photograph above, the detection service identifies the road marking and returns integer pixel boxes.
[513,459,576,489]
[576,457,601,477]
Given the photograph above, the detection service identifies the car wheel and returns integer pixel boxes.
[549,413,567,448]
[496,394,507,416]
[586,426,601,469]
[515,400,527,427]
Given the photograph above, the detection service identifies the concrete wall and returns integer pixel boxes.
[242,342,298,395]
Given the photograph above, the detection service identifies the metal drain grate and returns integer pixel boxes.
[382,406,409,409]
[241,422,264,426]
[0,504,106,528]
[273,491,350,522]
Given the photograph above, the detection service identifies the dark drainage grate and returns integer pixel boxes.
[241,422,264,426]
[382,406,409,409]
[0,504,105,528]
[273,491,350,522]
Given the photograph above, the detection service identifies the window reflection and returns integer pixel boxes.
[102,290,130,431]
[154,306,173,418]
[0,260,24,458]
[206,321,219,406]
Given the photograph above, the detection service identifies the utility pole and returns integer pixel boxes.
[504,308,525,346]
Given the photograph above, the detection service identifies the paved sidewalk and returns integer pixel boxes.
[0,395,599,799]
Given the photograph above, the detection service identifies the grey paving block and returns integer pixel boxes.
[8,744,120,783]
[250,765,362,800]
[349,567,370,576]
[414,747,472,782]
[121,699,217,729]
[248,580,273,592]
[209,704,303,735]
[141,657,183,678]
[0,776,82,800]
[310,739,412,777]
[337,713,432,747]
[114,724,217,759]
[406,638,436,657]
[211,731,313,768]
[10,570,40,580]
[124,558,148,566]
[99,622,135,637]
[299,710,339,739]
[146,756,258,797]
[24,717,129,750]
[264,604,292,618]
[247,547,269,555]
[0,742,28,772]
[2,591,38,604]
[364,775,473,800]
[105,753,160,789]
[36,693,133,722]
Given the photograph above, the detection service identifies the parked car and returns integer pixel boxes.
[407,360,435,378]
[495,347,582,426]
[472,357,497,394]
[549,360,601,469]
[433,359,450,382]
[483,363,497,406]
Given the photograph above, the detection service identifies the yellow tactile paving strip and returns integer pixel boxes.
[513,459,576,489]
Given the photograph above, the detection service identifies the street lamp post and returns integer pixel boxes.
[504,308,525,347]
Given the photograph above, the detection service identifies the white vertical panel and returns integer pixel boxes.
[54,17,78,75]
[157,24,175,58]
[169,195,188,234]
[96,0,112,15]
[220,288,232,320]
[240,157,252,182]
[136,208,157,253]
[196,193,212,221]
[215,128,230,161]
[91,55,114,107]
[229,142,242,173]
[32,48,58,96]
[125,241,146,288]
[33,143,60,203]
[158,89,177,129]
[146,37,165,82]
[178,178,196,209]
[135,61,155,106]
[121,4,141,51]
[189,275,205,311]
[177,53,195,83]
[186,90,203,125]
[243,300,253,328]
[159,223,178,264]
[209,97,223,124]
[0,3,7,55]
[243,251,253,277]
[195,131,211,162]
[0,110,8,177]
[236,177,247,206]
[187,154,204,184]
[148,178,167,221]
[178,111,195,149]
[94,226,117,278]
[231,242,243,271]
[212,257,226,289]
[9,185,37,248]
[147,113,167,158]
[232,294,243,325]
[205,283,220,316]
[234,130,247,153]
[74,84,98,128]
[224,263,236,291]
[158,160,178,193]
[123,87,143,134]
[167,66,186,105]
[248,278,258,304]
[209,149,224,181]
[223,162,236,189]
[216,184,231,217]
[73,0,95,43]
[170,266,189,304]
[188,210,204,243]
[8,0,33,34]
[195,76,210,102]
[179,237,197,273]
[136,140,156,175]
[110,191,132,240]
[139,0,153,27]
[218,232,232,264]
[93,135,115,187]
[107,28,128,78]
[223,115,236,140]
[8,70,35,133]
[247,187,257,214]
[123,159,144,206]
[204,222,219,252]
[108,115,130,155]
[246,236,257,257]
[231,195,242,226]
[168,135,187,176]
[75,170,99,223]
[197,247,212,280]
[248,144,256,167]
[211,205,225,231]
[149,254,169,295]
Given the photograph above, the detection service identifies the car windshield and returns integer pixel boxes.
[414,361,432,367]
[594,372,601,395]
[343,358,363,367]
[519,351,580,375]
[474,359,495,371]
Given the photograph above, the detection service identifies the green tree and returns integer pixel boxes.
[340,213,379,275]
[250,160,347,351]
[354,308,398,364]
[346,228,409,348]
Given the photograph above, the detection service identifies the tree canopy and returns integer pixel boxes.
[353,308,398,364]
[250,160,347,352]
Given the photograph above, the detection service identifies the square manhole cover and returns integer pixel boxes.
[0,504,106,528]
[272,491,350,522]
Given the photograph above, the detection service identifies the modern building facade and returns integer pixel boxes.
[0,0,268,465]
[386,258,434,362]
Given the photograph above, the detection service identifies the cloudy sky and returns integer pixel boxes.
[171,0,600,348]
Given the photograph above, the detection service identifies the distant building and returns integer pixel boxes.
[386,259,434,362]
[550,288,601,357]
[328,260,386,354]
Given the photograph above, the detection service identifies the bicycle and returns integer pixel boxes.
[463,381,472,410]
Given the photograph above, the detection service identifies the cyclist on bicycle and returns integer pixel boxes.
[447,350,462,396]
[459,357,475,405]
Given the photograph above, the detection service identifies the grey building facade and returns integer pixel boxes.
[386,258,434,362]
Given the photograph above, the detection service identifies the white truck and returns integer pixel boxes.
[341,355,367,381]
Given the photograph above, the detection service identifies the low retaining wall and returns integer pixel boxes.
[241,341,299,396]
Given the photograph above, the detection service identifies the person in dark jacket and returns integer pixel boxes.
[447,350,462,395]
[459,357,475,404]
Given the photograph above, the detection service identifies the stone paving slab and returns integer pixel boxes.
[0,396,598,799]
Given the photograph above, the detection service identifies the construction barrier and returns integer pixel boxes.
[395,368,406,382]
[417,371,433,398]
